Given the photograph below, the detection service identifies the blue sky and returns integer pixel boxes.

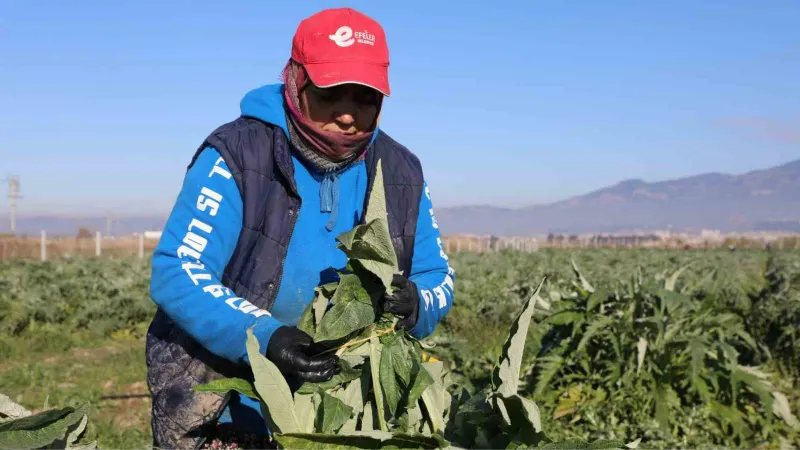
[1,0,798,216]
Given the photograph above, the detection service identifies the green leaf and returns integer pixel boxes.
[422,360,444,380]
[293,392,319,434]
[688,337,711,401]
[331,275,367,305]
[314,290,331,324]
[404,360,434,410]
[544,310,584,326]
[344,221,397,267]
[570,260,594,293]
[0,394,30,420]
[352,258,398,298]
[657,289,690,313]
[586,288,609,312]
[653,384,673,430]
[319,393,354,434]
[406,404,424,434]
[369,337,388,431]
[388,337,413,386]
[361,401,375,431]
[193,377,259,400]
[245,327,300,434]
[58,412,89,449]
[336,379,364,432]
[380,339,403,418]
[317,280,340,296]
[552,385,582,420]
[636,337,647,375]
[297,301,316,336]
[665,263,692,292]
[499,394,542,433]
[708,400,747,437]
[341,343,370,368]
[339,378,364,414]
[273,431,447,449]
[335,159,399,295]
[315,283,375,343]
[625,438,642,449]
[365,159,390,226]
[576,316,613,353]
[0,405,87,450]
[771,391,800,430]
[533,356,565,398]
[492,278,546,397]
[589,439,627,449]
[337,226,360,252]
[67,440,98,450]
[539,439,622,450]
[419,362,447,433]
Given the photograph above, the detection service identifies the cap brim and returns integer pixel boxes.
[304,60,390,96]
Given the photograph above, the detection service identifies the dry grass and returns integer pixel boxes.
[1,329,152,449]
[0,236,159,261]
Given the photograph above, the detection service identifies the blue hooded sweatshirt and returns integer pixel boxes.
[149,84,455,433]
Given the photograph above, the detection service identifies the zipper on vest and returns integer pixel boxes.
[268,198,300,310]
[269,137,302,311]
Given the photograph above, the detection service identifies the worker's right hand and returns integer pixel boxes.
[265,326,340,382]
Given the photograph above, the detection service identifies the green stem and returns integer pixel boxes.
[313,324,397,357]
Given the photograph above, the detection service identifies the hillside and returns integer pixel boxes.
[435,159,800,235]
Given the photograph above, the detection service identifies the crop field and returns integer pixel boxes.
[1,248,799,449]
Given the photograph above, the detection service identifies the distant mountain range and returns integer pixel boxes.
[2,159,799,237]
[435,158,800,235]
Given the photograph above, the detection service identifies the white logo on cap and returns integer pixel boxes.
[329,26,355,47]
[329,26,376,47]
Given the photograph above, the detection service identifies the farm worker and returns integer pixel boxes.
[144,7,455,449]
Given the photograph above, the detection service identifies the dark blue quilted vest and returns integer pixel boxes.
[144,116,424,449]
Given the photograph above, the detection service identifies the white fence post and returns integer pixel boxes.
[95,231,101,257]
[139,233,145,259]
[40,230,47,262]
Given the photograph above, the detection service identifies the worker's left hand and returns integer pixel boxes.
[381,274,420,331]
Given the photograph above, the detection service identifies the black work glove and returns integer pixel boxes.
[266,326,340,382]
[382,274,420,331]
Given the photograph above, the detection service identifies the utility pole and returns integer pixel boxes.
[5,176,21,235]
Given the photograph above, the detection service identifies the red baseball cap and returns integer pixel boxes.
[291,7,390,96]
